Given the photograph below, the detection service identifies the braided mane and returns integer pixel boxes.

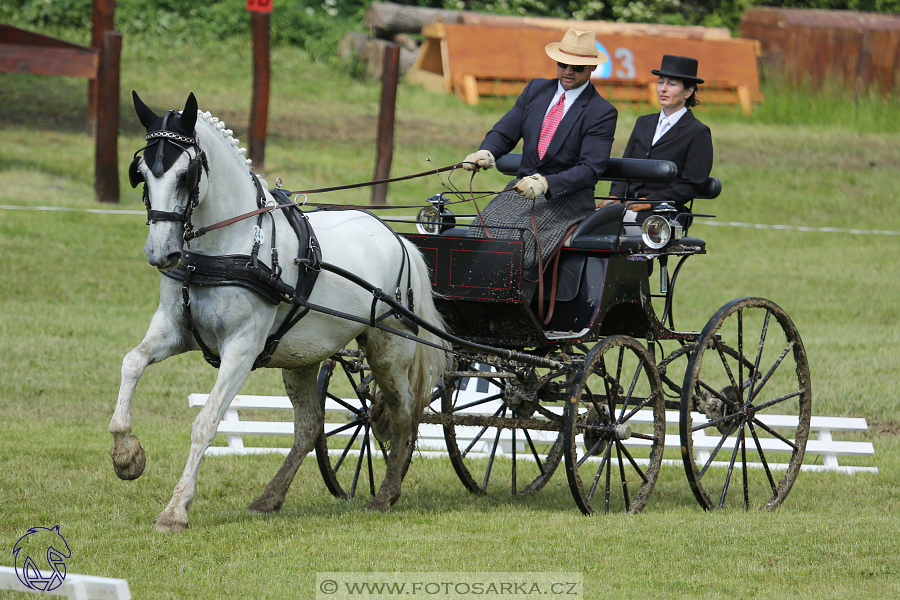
[196,110,253,168]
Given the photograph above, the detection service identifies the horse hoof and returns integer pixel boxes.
[111,435,146,480]
[364,497,392,513]
[247,492,284,514]
[154,509,188,533]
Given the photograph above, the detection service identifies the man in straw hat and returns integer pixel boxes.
[462,27,617,303]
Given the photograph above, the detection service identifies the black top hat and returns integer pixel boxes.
[651,55,704,85]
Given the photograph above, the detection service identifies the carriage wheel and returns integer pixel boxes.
[563,336,666,515]
[680,297,811,511]
[314,355,414,500]
[439,360,568,496]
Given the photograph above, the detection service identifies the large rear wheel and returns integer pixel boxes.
[680,297,812,510]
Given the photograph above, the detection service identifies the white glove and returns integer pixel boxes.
[462,149,495,172]
[515,174,548,200]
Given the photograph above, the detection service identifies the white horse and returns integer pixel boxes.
[109,92,446,532]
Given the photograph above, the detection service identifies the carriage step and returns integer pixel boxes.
[188,394,877,474]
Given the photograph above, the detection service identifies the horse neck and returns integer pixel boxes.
[190,119,261,255]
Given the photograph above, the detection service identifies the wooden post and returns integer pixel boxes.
[248,11,270,171]
[88,0,115,135]
[94,30,122,203]
[372,44,400,206]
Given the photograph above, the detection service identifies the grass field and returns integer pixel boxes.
[1,30,899,599]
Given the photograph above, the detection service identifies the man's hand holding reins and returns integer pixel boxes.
[515,174,548,200]
[462,150,495,172]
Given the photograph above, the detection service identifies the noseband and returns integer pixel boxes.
[129,110,208,239]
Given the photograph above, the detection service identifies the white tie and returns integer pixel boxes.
[653,116,671,145]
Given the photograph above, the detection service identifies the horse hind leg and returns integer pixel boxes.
[363,338,420,513]
[247,364,323,514]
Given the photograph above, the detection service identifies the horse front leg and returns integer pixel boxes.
[109,312,187,481]
[247,364,323,514]
[154,350,255,533]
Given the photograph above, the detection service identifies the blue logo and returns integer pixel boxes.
[593,41,612,79]
[12,525,71,592]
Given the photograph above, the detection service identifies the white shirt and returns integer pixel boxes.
[653,106,687,145]
[543,80,591,121]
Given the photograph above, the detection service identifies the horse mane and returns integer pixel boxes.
[194,110,253,169]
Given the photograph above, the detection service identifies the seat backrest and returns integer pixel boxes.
[495,153,676,184]
[494,152,721,199]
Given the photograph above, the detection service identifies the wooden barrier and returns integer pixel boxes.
[406,22,760,114]
[189,384,877,475]
[0,566,131,600]
[0,18,121,202]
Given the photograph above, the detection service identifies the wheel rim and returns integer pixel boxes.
[314,355,414,500]
[563,336,666,515]
[441,360,568,496]
[680,297,812,511]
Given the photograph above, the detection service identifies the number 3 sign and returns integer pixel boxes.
[247,0,272,12]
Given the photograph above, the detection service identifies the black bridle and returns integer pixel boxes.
[129,110,208,238]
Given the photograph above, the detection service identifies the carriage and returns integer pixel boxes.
[114,94,811,532]
[314,153,812,515]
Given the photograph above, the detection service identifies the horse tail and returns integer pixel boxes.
[404,240,449,416]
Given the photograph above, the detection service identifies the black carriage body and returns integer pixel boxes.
[402,233,657,349]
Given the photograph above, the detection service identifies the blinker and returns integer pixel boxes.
[129,156,144,188]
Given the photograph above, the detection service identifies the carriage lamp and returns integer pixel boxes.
[641,215,683,250]
[416,205,456,235]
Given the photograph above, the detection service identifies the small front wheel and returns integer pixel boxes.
[563,336,666,515]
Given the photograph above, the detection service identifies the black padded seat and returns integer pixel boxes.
[567,204,626,249]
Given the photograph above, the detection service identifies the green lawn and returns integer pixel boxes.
[1,30,899,600]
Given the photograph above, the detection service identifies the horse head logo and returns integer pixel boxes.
[12,525,71,592]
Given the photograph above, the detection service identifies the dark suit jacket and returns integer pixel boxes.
[478,78,617,200]
[608,110,713,207]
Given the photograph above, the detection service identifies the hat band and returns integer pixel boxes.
[559,48,597,59]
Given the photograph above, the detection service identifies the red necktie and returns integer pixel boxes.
[537,93,565,159]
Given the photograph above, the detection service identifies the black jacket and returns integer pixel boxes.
[608,110,713,207]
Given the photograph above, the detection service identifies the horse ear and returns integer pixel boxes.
[132,90,157,130]
[181,93,198,133]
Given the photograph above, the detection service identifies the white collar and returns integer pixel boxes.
[659,106,688,127]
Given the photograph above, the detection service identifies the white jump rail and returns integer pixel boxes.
[0,567,130,600]
[189,375,877,474]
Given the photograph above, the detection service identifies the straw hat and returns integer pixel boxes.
[544,28,608,66]
[651,55,705,84]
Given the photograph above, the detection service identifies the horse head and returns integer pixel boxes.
[130,91,206,270]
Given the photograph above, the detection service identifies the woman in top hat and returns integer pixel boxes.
[608,55,713,209]
[460,27,618,303]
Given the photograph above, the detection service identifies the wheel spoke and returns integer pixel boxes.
[452,392,504,413]
[619,359,645,421]
[749,309,772,400]
[326,393,365,416]
[481,416,505,490]
[748,421,778,495]
[699,419,739,478]
[747,341,795,404]
[511,427,517,494]
[326,419,363,438]
[522,429,546,475]
[587,444,611,501]
[459,404,505,458]
[366,428,376,497]
[349,427,369,498]
[695,377,743,413]
[691,410,743,433]
[617,440,648,483]
[718,422,745,509]
[741,428,749,509]
[333,424,363,473]
[754,389,804,412]
[750,417,798,451]
[620,393,656,424]
[713,339,741,400]
[615,442,631,511]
